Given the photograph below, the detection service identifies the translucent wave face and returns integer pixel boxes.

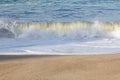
[0,28,15,38]
[0,20,120,39]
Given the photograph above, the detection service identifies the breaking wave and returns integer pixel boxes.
[0,20,120,39]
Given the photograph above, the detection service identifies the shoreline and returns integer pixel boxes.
[0,53,119,60]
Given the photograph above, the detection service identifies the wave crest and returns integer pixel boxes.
[0,21,120,39]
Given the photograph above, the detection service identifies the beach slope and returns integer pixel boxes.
[0,54,120,80]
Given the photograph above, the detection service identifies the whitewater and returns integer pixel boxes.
[0,0,120,55]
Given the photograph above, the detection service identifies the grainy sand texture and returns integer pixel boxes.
[0,54,120,80]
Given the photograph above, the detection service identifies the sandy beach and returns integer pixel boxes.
[0,54,120,80]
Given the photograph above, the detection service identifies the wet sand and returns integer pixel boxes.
[0,54,120,80]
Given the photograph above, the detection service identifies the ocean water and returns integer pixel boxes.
[0,0,120,54]
[1,0,120,22]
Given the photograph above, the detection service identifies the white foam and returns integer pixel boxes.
[0,38,120,54]
[111,27,120,39]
